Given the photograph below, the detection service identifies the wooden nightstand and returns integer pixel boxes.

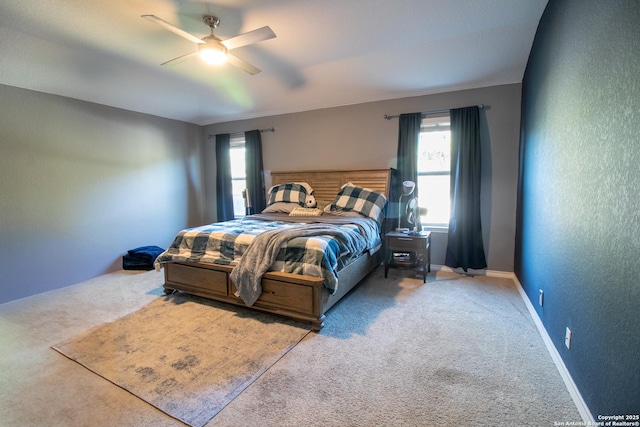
[384,231,431,283]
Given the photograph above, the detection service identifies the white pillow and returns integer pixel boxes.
[262,202,300,214]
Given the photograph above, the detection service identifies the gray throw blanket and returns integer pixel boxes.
[229,224,366,306]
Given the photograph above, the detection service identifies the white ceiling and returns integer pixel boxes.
[0,0,548,126]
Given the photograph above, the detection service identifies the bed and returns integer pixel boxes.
[156,168,396,331]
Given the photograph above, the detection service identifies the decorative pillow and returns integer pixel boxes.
[293,182,314,195]
[262,202,300,214]
[289,206,323,217]
[305,195,317,208]
[267,183,310,206]
[325,182,388,223]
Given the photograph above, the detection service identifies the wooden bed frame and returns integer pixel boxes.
[162,168,396,331]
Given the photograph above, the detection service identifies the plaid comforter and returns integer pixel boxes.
[154,214,381,295]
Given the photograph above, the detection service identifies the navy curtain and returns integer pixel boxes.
[397,112,421,185]
[396,112,422,229]
[244,130,266,214]
[445,106,487,271]
[215,133,234,222]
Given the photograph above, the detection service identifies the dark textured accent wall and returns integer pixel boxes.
[516,0,639,418]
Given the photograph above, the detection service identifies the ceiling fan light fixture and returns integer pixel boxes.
[143,13,275,74]
[199,39,227,65]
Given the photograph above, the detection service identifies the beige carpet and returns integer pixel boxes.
[212,267,583,426]
[1,269,582,426]
[52,293,309,427]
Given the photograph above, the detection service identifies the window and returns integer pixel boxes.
[229,135,246,218]
[417,114,451,228]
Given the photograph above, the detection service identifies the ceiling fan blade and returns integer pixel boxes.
[221,26,276,50]
[226,54,261,75]
[141,15,205,45]
[161,51,197,66]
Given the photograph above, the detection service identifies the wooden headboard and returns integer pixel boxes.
[269,169,394,201]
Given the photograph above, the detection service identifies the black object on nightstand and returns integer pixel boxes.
[384,231,431,283]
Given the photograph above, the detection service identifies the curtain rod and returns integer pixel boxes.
[383,104,485,120]
[207,127,275,139]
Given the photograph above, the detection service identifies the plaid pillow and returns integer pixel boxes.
[267,183,309,206]
[327,183,388,223]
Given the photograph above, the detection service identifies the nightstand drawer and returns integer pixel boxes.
[387,235,427,250]
[385,231,431,283]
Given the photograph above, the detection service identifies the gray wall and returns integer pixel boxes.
[0,82,522,304]
[0,84,204,304]
[516,0,639,417]
[203,84,522,273]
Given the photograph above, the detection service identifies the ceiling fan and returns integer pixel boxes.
[141,14,276,75]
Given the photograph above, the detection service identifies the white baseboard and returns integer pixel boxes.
[431,265,593,422]
[511,276,594,423]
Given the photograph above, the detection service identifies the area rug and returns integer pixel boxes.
[52,293,310,427]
